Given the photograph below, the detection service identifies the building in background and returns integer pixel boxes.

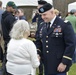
[1,0,53,21]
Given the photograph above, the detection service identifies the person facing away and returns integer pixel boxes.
[65,9,76,63]
[6,20,40,75]
[35,3,75,75]
[65,9,76,34]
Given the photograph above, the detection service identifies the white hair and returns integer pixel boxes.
[10,20,30,39]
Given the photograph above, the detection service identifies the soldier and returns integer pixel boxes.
[37,0,47,29]
[35,0,47,75]
[36,3,75,75]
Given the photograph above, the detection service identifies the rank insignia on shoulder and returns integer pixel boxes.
[64,20,69,23]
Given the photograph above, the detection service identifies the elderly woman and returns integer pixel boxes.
[6,20,40,75]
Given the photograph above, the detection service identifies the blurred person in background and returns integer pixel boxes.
[0,0,4,63]
[0,0,4,30]
[54,9,59,16]
[37,0,47,29]
[1,1,17,75]
[34,0,47,75]
[54,9,62,18]
[13,9,19,20]
[18,8,26,20]
[6,20,40,75]
[65,12,70,17]
[32,11,39,23]
[65,9,76,33]
[65,9,76,63]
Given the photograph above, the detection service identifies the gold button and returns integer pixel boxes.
[46,45,48,48]
[46,51,49,53]
[56,36,58,37]
[46,36,48,38]
[46,41,48,43]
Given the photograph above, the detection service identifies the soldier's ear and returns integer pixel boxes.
[50,10,53,14]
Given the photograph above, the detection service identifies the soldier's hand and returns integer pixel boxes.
[57,63,67,72]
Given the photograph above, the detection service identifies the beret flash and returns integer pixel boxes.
[38,3,53,13]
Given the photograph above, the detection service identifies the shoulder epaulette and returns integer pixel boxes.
[64,20,69,23]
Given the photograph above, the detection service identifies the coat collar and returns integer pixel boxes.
[43,16,59,35]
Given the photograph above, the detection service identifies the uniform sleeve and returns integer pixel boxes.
[34,39,42,56]
[62,22,75,65]
[35,28,43,56]
[35,18,44,56]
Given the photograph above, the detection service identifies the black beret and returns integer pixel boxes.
[38,3,52,13]
[38,0,47,5]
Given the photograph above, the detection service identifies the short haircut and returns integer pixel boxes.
[10,20,30,39]
[70,9,76,15]
[0,1,2,7]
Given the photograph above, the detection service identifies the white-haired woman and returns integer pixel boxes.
[6,20,40,75]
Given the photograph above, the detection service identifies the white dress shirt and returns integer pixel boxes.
[49,16,56,28]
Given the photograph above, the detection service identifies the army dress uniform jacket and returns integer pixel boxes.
[35,16,75,74]
[35,15,45,56]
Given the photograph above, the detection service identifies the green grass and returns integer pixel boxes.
[0,62,76,75]
[36,63,76,75]
[0,61,2,67]
[68,63,76,75]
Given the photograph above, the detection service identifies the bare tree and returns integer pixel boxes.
[53,0,76,18]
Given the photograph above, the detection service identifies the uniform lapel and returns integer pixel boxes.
[47,17,58,35]
[43,23,48,34]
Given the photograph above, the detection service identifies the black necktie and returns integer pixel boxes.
[47,22,51,31]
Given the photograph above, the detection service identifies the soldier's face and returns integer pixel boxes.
[41,10,54,22]
[9,7,15,13]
